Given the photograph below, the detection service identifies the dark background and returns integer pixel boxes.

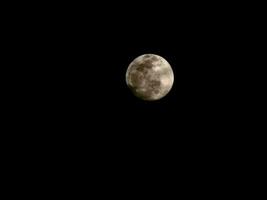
[28,3,250,141]
[15,3,250,154]
[6,1,263,194]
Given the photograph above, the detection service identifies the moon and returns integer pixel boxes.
[126,54,174,101]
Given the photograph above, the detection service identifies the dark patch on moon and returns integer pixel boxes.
[135,64,145,72]
[130,72,143,86]
[149,55,159,62]
[153,89,160,94]
[149,80,161,89]
[143,54,152,58]
[139,60,153,69]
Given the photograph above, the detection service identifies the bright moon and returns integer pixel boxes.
[126,54,174,101]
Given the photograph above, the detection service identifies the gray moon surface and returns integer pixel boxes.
[126,54,174,101]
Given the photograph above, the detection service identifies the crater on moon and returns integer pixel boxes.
[126,54,174,101]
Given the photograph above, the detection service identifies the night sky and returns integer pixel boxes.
[30,3,251,152]
[11,2,259,191]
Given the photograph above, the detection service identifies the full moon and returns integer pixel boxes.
[126,54,174,101]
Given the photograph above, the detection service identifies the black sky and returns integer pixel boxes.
[5,1,263,193]
[26,2,253,147]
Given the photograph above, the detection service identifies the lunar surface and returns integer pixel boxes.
[126,54,174,101]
